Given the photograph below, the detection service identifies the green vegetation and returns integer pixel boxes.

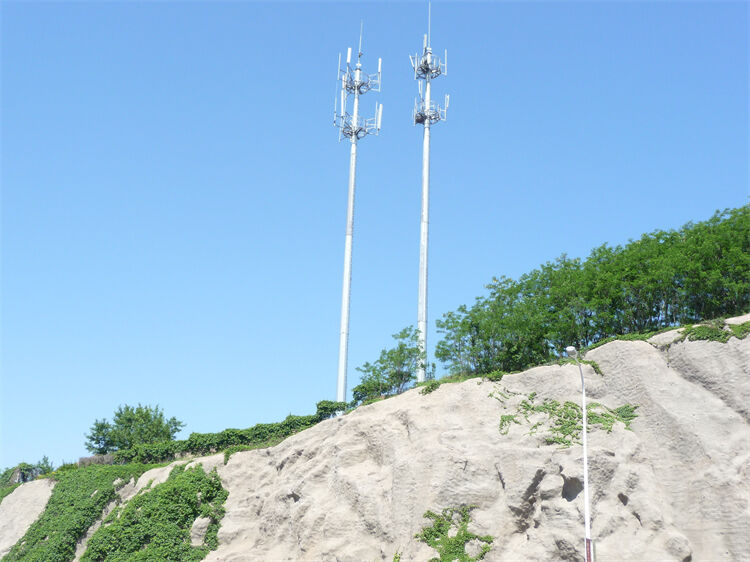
[113,400,345,464]
[352,207,747,407]
[81,465,227,561]
[415,506,494,561]
[0,483,21,504]
[4,463,160,562]
[434,207,748,377]
[585,330,661,351]
[85,404,185,455]
[680,324,731,343]
[352,327,432,405]
[1,457,54,486]
[678,321,750,343]
[114,415,318,464]
[420,380,442,395]
[729,321,750,339]
[505,393,640,447]
[0,456,55,506]
[498,414,520,435]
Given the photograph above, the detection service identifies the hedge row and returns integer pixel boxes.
[113,401,345,464]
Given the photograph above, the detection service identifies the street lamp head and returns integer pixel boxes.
[565,346,578,358]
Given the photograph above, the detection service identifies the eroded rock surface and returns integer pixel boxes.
[0,479,55,558]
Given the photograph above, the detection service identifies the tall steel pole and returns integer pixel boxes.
[333,34,383,403]
[411,17,448,383]
[417,63,431,383]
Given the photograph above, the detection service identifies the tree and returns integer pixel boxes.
[434,206,749,375]
[84,404,185,454]
[314,400,348,420]
[352,326,429,404]
[35,456,54,476]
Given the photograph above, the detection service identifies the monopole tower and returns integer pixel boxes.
[333,27,383,402]
[410,5,448,382]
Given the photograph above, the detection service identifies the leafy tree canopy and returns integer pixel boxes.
[435,206,749,376]
[84,404,185,455]
[352,326,432,405]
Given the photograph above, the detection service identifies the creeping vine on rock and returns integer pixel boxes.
[81,464,228,561]
[499,393,639,447]
[415,505,494,561]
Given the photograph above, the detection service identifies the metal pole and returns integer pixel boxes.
[416,61,431,384]
[576,356,594,562]
[336,64,361,404]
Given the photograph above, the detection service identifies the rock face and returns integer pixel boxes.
[0,479,55,559]
[2,333,749,561]
[200,334,748,561]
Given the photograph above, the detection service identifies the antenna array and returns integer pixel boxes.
[333,29,383,404]
[334,47,383,141]
[410,36,449,126]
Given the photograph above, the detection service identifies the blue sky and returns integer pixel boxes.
[1,1,747,469]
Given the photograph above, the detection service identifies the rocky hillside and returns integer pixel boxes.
[2,315,748,561]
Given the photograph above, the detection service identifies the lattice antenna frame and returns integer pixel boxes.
[410,34,448,126]
[334,45,383,141]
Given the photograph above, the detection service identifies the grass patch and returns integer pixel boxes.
[676,320,750,343]
[729,321,750,339]
[0,483,21,506]
[679,325,732,343]
[415,505,493,561]
[81,465,227,561]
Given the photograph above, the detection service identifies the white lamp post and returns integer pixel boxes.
[566,345,595,562]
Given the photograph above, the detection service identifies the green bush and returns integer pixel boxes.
[420,380,441,395]
[81,465,227,561]
[314,400,348,421]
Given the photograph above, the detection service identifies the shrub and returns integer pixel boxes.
[420,380,441,395]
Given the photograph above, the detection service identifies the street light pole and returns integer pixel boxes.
[566,346,595,562]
